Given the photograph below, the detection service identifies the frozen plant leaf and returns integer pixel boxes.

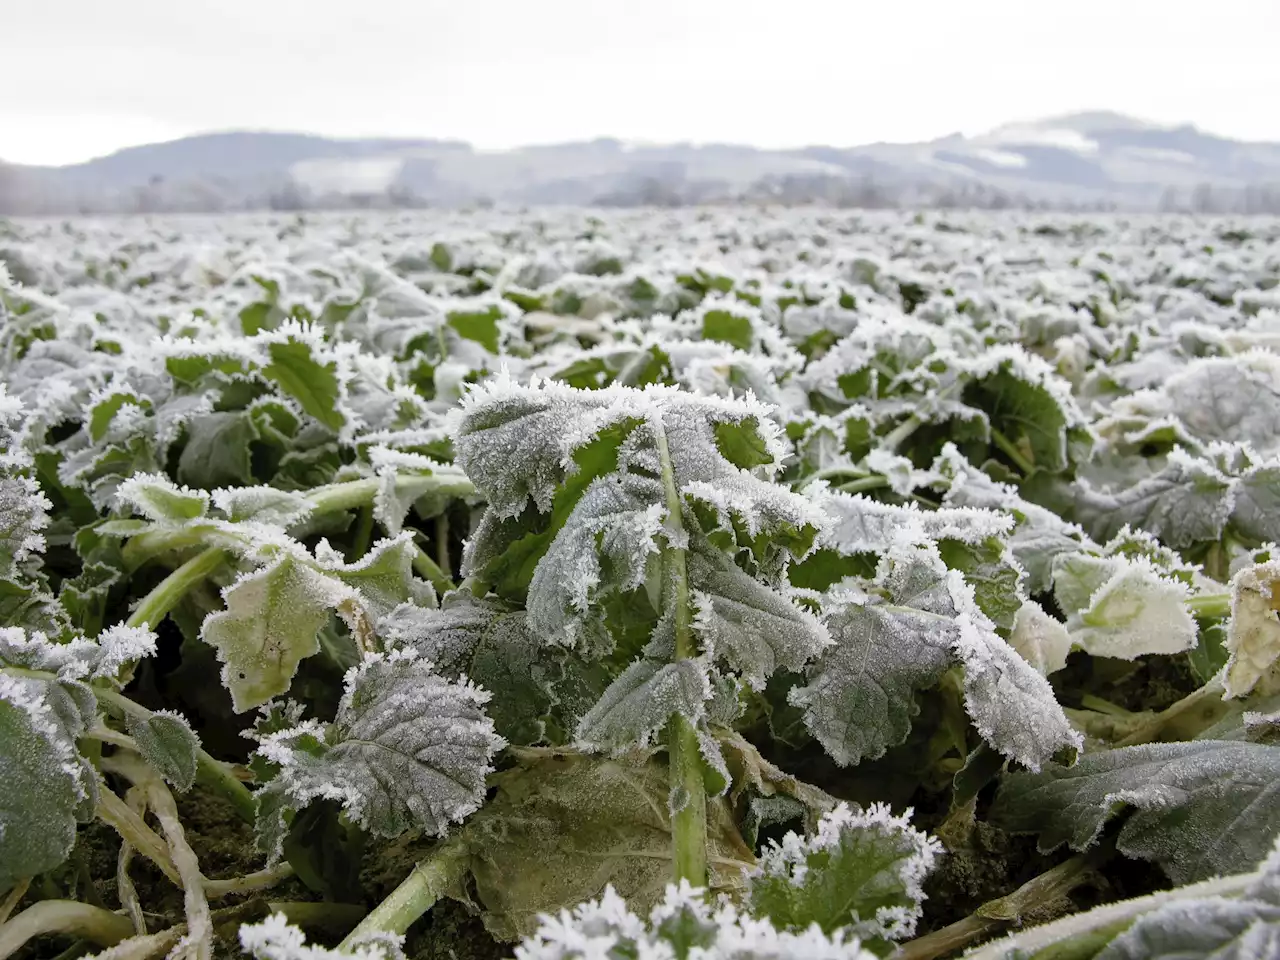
[575,657,710,753]
[790,579,955,767]
[748,802,941,948]
[1008,601,1073,676]
[212,487,314,527]
[381,591,555,745]
[1225,558,1280,698]
[0,476,50,578]
[513,881,875,960]
[261,333,345,433]
[115,472,210,522]
[0,673,97,893]
[1064,450,1235,549]
[990,740,1280,883]
[1052,554,1198,660]
[239,911,405,960]
[314,534,430,621]
[0,624,157,680]
[1088,839,1280,960]
[468,753,754,941]
[201,554,346,712]
[127,710,201,792]
[254,650,502,844]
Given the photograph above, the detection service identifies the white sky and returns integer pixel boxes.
[3,0,1278,166]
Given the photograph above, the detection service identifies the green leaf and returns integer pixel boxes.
[262,337,345,432]
[991,740,1280,883]
[701,309,754,351]
[446,307,503,353]
[127,709,201,792]
[201,554,340,712]
[964,354,1077,473]
[177,411,259,488]
[115,473,210,522]
[255,651,502,842]
[0,674,96,893]
[937,536,1023,631]
[748,802,941,949]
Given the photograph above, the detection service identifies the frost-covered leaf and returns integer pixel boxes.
[212,487,314,527]
[127,709,201,792]
[1008,601,1073,676]
[468,753,755,941]
[381,591,555,745]
[0,623,157,680]
[1052,554,1198,660]
[793,547,1076,769]
[1225,558,1280,698]
[0,673,97,893]
[115,472,210,522]
[791,580,954,767]
[513,881,875,960]
[1063,450,1234,548]
[201,554,347,712]
[0,476,50,578]
[254,650,502,845]
[261,333,345,433]
[748,802,941,948]
[1089,841,1280,960]
[991,740,1280,883]
[575,657,710,753]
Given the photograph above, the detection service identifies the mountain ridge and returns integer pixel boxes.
[4,112,1280,214]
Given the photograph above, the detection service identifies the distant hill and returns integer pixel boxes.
[4,113,1280,214]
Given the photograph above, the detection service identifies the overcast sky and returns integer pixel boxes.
[4,0,1278,165]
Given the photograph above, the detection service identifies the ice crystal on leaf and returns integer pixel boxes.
[513,881,876,960]
[239,912,405,960]
[253,649,503,860]
[749,802,941,948]
[1224,557,1280,697]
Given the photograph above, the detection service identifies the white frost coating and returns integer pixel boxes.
[1225,558,1280,697]
[753,802,942,941]
[1055,554,1198,661]
[94,624,160,678]
[212,486,314,527]
[115,472,211,522]
[0,624,156,680]
[239,912,405,960]
[514,880,875,960]
[1008,601,1074,676]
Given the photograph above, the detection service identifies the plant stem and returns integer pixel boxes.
[337,842,468,948]
[654,421,707,887]
[1186,592,1230,619]
[412,545,455,596]
[0,880,29,926]
[434,514,451,579]
[0,902,134,960]
[145,777,213,960]
[962,868,1259,960]
[990,426,1035,475]
[204,864,295,899]
[126,547,226,630]
[117,788,148,935]
[1115,673,1228,747]
[95,784,181,886]
[896,852,1100,960]
[347,506,374,563]
[880,415,923,455]
[90,686,257,824]
[836,475,890,495]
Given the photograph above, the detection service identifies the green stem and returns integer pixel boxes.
[412,545,455,597]
[0,902,134,960]
[126,547,226,630]
[337,842,468,948]
[1187,592,1231,619]
[654,422,707,887]
[434,514,452,580]
[990,426,1035,475]
[347,506,374,563]
[836,475,890,495]
[880,415,922,455]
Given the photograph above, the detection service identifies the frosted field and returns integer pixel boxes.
[2,208,1280,960]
